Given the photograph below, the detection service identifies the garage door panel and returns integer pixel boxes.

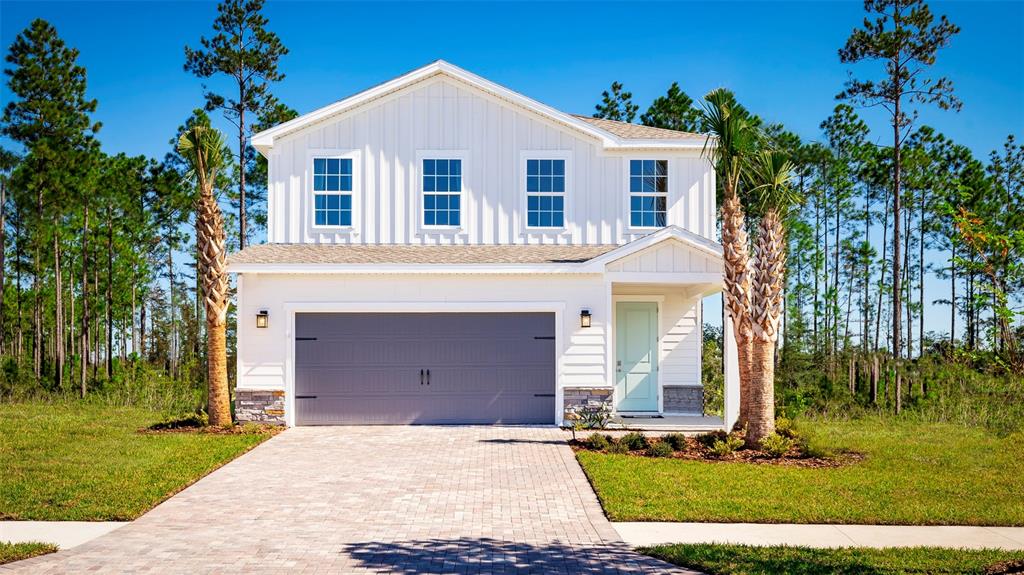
[295,312,555,425]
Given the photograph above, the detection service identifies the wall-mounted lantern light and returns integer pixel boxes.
[256,309,269,329]
[580,309,592,328]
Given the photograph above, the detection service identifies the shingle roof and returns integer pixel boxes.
[572,115,705,140]
[227,243,620,266]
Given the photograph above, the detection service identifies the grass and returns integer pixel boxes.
[577,418,1024,525]
[0,402,274,521]
[642,543,1024,575]
[0,542,59,565]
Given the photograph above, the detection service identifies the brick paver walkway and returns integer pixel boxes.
[4,426,694,574]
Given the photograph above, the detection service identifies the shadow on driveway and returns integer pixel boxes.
[342,537,693,574]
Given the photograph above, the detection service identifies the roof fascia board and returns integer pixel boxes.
[228,262,604,275]
[251,60,710,156]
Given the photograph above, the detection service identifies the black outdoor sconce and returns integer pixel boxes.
[580,309,592,328]
[256,309,269,329]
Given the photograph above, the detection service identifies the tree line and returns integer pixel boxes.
[0,1,295,409]
[594,0,1022,425]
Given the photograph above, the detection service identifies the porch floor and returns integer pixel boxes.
[607,414,724,433]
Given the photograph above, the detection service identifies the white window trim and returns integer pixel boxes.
[622,157,670,232]
[520,150,572,235]
[307,149,362,234]
[415,149,469,234]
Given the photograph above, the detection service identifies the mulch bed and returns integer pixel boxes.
[571,434,864,468]
[139,423,284,436]
[986,559,1024,575]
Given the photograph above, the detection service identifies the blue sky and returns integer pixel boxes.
[1,0,1022,336]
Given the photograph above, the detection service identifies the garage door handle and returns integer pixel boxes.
[296,395,317,399]
[420,369,425,385]
[426,369,431,385]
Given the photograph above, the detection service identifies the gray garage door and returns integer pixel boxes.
[294,312,556,425]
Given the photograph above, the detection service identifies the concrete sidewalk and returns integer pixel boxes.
[0,522,127,550]
[615,522,1024,550]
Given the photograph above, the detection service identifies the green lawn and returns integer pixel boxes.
[0,542,59,565]
[577,418,1024,525]
[642,544,1024,575]
[0,402,274,521]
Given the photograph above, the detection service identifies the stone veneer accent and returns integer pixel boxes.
[235,389,286,425]
[663,385,704,414]
[562,387,613,421]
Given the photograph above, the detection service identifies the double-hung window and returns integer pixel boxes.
[629,159,668,228]
[526,159,565,228]
[422,159,461,227]
[313,157,353,227]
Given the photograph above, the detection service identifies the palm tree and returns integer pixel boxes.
[701,88,759,429]
[746,150,799,444]
[177,125,232,426]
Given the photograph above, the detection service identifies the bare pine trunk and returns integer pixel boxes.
[80,205,89,396]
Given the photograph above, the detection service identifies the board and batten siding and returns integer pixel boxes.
[266,75,715,246]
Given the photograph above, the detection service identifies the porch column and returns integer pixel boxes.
[723,313,740,430]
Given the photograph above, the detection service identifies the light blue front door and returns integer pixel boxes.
[615,302,658,412]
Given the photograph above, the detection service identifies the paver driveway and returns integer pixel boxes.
[4,426,695,574]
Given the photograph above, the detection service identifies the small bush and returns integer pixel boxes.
[607,440,630,455]
[775,417,800,440]
[583,433,611,451]
[662,432,688,451]
[646,440,674,458]
[697,430,729,448]
[620,431,649,451]
[709,434,744,457]
[759,433,795,458]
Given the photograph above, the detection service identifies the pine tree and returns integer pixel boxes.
[838,0,960,412]
[640,82,701,132]
[185,0,288,249]
[2,18,100,387]
[593,81,638,122]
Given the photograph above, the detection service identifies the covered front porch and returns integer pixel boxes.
[564,227,740,431]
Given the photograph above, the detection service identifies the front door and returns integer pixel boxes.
[615,301,659,412]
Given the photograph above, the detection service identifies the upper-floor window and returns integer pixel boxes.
[313,158,353,227]
[526,159,565,228]
[423,159,461,227]
[629,159,667,228]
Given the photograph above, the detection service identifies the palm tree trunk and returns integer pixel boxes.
[197,183,232,426]
[748,209,785,445]
[720,192,753,429]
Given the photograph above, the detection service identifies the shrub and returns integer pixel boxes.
[607,440,630,455]
[583,433,611,451]
[775,417,800,440]
[662,432,688,451]
[646,440,674,458]
[759,433,795,458]
[620,431,649,451]
[696,430,728,448]
[709,434,744,457]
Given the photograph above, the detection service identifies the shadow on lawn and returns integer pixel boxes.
[342,537,684,574]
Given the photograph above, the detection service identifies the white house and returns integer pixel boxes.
[229,60,740,428]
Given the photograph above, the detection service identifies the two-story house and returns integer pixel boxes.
[229,61,739,428]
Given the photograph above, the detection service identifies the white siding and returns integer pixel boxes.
[605,240,725,274]
[267,76,714,246]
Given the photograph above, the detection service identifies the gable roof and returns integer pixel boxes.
[250,60,710,156]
